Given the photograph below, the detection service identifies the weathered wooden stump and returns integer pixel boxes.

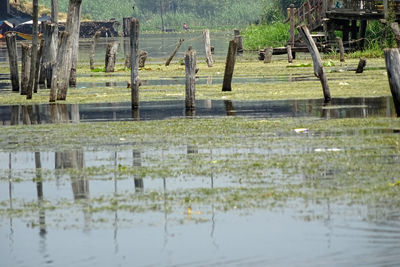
[166,38,184,66]
[21,43,32,96]
[5,32,19,92]
[105,41,119,72]
[130,18,140,109]
[56,31,71,101]
[298,25,331,102]
[287,45,293,63]
[139,50,148,68]
[203,29,214,67]
[34,39,44,93]
[222,40,238,92]
[336,37,345,62]
[40,22,58,88]
[384,48,400,116]
[234,29,243,54]
[90,30,101,70]
[390,22,400,48]
[264,47,273,63]
[356,58,366,73]
[185,49,196,110]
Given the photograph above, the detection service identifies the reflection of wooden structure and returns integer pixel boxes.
[284,0,400,52]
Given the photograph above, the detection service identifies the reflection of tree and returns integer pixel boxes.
[224,100,235,116]
[133,150,144,192]
[50,104,70,123]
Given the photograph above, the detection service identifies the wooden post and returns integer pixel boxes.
[384,0,389,20]
[289,4,295,46]
[139,50,148,68]
[123,17,131,37]
[49,62,57,102]
[27,0,39,100]
[356,58,366,73]
[105,41,119,72]
[384,48,400,116]
[264,47,273,63]
[336,37,345,62]
[67,0,82,87]
[390,22,400,48]
[165,38,184,66]
[185,49,196,110]
[34,39,44,93]
[21,43,32,96]
[56,31,71,101]
[5,32,19,92]
[40,22,58,88]
[234,29,243,54]
[287,45,293,63]
[222,40,238,92]
[203,29,214,67]
[51,0,59,23]
[90,30,101,70]
[130,18,140,109]
[297,25,331,102]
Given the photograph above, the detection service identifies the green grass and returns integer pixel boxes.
[242,22,290,50]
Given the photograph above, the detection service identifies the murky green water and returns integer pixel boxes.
[1,34,400,266]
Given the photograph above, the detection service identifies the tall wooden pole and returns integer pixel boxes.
[384,48,400,116]
[130,18,140,109]
[68,0,82,87]
[5,32,19,92]
[21,43,31,96]
[203,29,214,67]
[27,0,39,100]
[165,38,184,66]
[51,0,58,23]
[336,37,345,62]
[222,40,238,92]
[298,25,331,102]
[185,49,196,110]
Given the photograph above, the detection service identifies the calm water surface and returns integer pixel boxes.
[1,34,400,266]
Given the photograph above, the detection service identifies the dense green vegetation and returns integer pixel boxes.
[39,0,269,30]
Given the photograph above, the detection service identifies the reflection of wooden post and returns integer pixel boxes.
[287,45,293,63]
[289,4,295,46]
[21,43,32,96]
[336,37,345,62]
[264,47,273,63]
[165,38,184,66]
[298,25,331,102]
[222,40,238,92]
[5,32,19,92]
[203,29,214,67]
[130,18,140,109]
[390,22,400,48]
[90,30,101,70]
[185,49,196,110]
[105,41,119,72]
[356,58,366,73]
[384,48,400,116]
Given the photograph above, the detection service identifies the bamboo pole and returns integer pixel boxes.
[185,49,196,110]
[384,48,400,116]
[165,38,184,66]
[297,25,331,102]
[222,40,238,92]
[5,32,19,92]
[203,29,214,67]
[130,18,140,109]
